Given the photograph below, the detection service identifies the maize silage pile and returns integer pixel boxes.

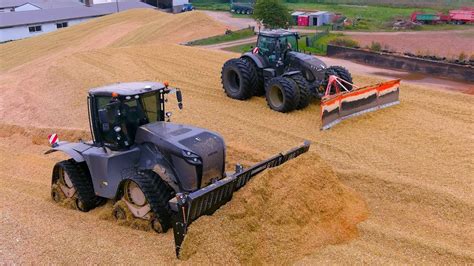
[181,153,368,264]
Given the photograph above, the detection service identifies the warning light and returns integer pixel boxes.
[112,92,119,98]
[164,81,169,87]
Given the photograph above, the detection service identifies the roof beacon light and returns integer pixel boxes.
[164,81,169,88]
[112,92,119,98]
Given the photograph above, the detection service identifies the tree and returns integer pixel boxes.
[253,0,291,29]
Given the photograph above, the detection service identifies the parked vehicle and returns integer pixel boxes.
[230,0,254,14]
[182,3,194,12]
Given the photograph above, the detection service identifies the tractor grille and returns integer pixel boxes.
[179,132,225,188]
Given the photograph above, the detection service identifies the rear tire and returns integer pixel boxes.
[290,74,311,109]
[221,58,256,100]
[265,77,300,113]
[242,57,264,96]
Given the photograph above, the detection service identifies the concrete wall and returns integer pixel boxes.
[327,45,474,83]
[0,18,90,42]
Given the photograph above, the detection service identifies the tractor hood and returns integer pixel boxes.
[135,122,226,192]
[287,51,327,85]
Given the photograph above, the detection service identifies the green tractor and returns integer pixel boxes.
[221,29,353,112]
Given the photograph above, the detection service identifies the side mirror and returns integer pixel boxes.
[98,109,110,132]
[176,90,183,110]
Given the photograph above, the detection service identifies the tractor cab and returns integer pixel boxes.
[88,82,182,150]
[256,30,299,65]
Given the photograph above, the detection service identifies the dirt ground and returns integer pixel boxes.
[346,29,474,58]
[0,9,473,264]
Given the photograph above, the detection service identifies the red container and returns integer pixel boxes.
[450,10,474,22]
[298,15,309,26]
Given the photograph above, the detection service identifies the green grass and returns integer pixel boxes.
[298,32,344,55]
[286,2,442,31]
[232,13,252,19]
[223,42,256,53]
[187,28,255,46]
[192,0,229,11]
[222,32,346,55]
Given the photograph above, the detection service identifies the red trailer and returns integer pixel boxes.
[450,9,474,24]
[298,15,309,26]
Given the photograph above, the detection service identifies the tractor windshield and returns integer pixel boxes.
[257,34,298,61]
[278,35,298,52]
[96,92,161,147]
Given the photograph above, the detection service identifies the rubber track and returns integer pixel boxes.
[290,74,311,109]
[132,170,176,232]
[242,57,265,96]
[58,159,99,212]
[221,58,255,100]
[265,76,299,113]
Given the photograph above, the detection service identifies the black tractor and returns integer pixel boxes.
[221,29,353,112]
[45,81,310,257]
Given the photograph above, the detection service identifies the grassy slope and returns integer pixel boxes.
[187,28,255,45]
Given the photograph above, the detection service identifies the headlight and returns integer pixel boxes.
[182,150,202,165]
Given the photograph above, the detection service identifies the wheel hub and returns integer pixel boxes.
[269,85,284,108]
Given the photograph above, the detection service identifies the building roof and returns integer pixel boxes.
[0,2,154,28]
[0,0,83,9]
[89,82,166,96]
[291,11,305,16]
[308,11,328,16]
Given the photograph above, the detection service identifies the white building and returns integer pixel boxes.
[0,0,154,42]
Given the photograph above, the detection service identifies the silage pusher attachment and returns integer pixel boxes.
[169,141,311,258]
[320,75,401,130]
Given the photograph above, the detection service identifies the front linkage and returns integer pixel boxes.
[170,141,311,258]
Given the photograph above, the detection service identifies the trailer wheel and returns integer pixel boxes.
[265,76,300,113]
[290,74,311,109]
[221,58,256,100]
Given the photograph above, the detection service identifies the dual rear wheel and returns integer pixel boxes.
[221,58,311,113]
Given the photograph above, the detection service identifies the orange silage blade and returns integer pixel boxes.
[321,79,401,130]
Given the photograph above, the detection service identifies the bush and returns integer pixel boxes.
[370,41,382,52]
[458,52,467,61]
[329,37,359,48]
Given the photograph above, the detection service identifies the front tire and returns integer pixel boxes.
[290,74,311,109]
[265,77,300,113]
[221,58,256,100]
[322,66,353,93]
